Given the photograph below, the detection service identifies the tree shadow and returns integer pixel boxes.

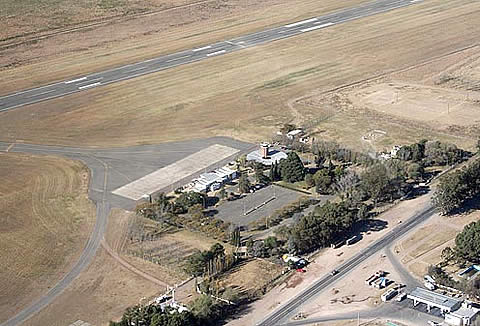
[451,194,480,215]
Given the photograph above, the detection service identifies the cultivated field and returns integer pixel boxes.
[0,153,95,323]
[1,0,479,148]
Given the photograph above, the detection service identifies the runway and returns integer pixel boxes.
[0,0,422,112]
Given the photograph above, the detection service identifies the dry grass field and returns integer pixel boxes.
[0,0,369,74]
[0,153,95,322]
[394,210,480,279]
[0,0,479,149]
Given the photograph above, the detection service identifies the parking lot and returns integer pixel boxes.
[214,185,304,227]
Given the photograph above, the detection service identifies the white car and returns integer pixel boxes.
[427,321,441,326]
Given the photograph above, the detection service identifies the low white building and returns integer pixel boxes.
[192,166,237,192]
[247,143,287,166]
[445,302,479,326]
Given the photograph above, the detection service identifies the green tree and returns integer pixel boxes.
[210,243,225,258]
[190,295,220,323]
[455,221,480,263]
[254,162,269,184]
[280,152,305,183]
[304,173,315,188]
[175,191,205,213]
[238,172,251,193]
[407,163,424,180]
[313,169,332,194]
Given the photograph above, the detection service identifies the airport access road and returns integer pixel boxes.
[257,204,436,326]
[0,0,423,112]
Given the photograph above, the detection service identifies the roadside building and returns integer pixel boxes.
[408,287,462,313]
[246,143,287,166]
[445,302,479,326]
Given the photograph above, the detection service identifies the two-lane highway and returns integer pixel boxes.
[258,205,436,326]
[0,0,422,112]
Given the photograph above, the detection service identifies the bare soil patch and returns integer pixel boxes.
[0,153,95,323]
[348,82,480,133]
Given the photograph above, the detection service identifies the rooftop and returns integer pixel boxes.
[408,287,462,310]
[451,305,479,319]
[246,149,287,166]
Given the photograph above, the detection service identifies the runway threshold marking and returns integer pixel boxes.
[284,18,318,28]
[192,45,212,52]
[206,49,226,57]
[300,22,334,32]
[78,82,101,90]
[65,77,87,84]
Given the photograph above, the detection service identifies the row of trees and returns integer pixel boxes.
[280,201,369,254]
[110,294,231,326]
[433,158,480,215]
[183,243,238,277]
[397,139,465,167]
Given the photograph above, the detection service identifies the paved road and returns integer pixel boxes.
[257,204,436,326]
[279,302,444,326]
[0,0,422,112]
[0,137,251,326]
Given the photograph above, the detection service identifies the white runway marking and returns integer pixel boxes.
[285,18,318,28]
[192,45,212,52]
[65,77,87,84]
[300,22,334,32]
[206,50,226,57]
[166,55,191,63]
[78,82,101,90]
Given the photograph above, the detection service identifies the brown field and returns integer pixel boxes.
[396,210,480,278]
[0,0,479,149]
[0,153,95,322]
[22,248,163,326]
[219,259,284,298]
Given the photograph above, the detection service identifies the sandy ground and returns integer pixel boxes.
[226,193,432,325]
[1,0,479,148]
[0,153,96,323]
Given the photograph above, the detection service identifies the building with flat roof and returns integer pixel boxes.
[192,166,237,192]
[446,304,479,326]
[247,144,287,166]
[408,287,462,313]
